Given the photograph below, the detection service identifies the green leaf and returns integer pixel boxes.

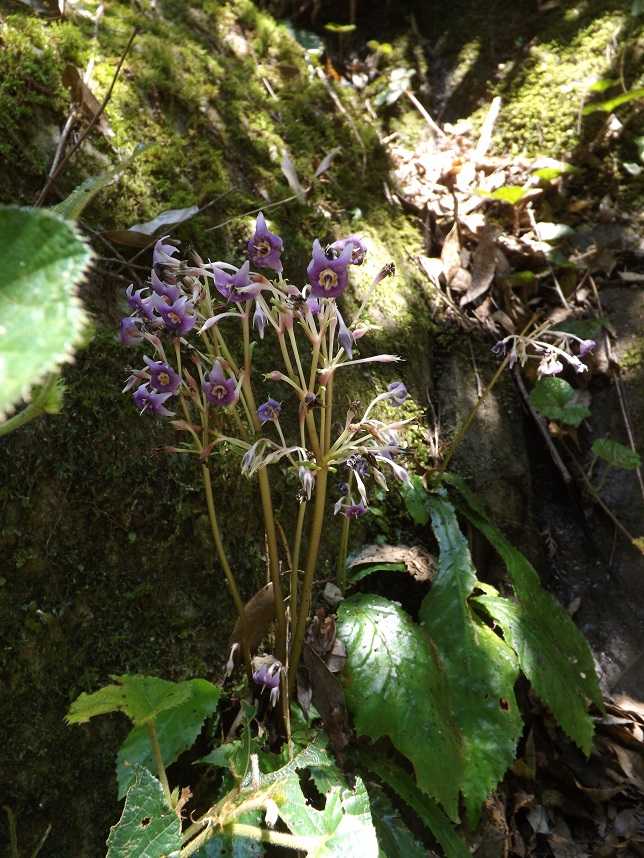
[117,678,221,798]
[582,87,644,115]
[0,206,91,420]
[592,438,641,470]
[348,562,407,584]
[244,733,334,789]
[337,594,463,818]
[633,0,644,15]
[421,496,523,827]
[551,318,604,339]
[277,774,379,857]
[195,812,265,857]
[529,377,590,427]
[477,185,530,205]
[445,476,603,754]
[106,766,181,858]
[366,782,427,858]
[362,755,470,858]
[401,475,431,525]
[587,77,619,93]
[324,22,357,33]
[66,674,193,726]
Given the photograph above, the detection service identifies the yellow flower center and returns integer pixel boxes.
[158,372,170,386]
[319,268,338,291]
[168,311,180,325]
[255,240,271,257]
[212,384,227,399]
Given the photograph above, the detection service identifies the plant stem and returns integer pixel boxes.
[291,501,307,619]
[336,515,350,593]
[146,721,172,807]
[181,822,317,856]
[201,464,253,680]
[0,375,58,438]
[289,466,328,692]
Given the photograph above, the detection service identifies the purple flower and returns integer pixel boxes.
[150,269,181,303]
[328,234,367,265]
[298,466,315,501]
[346,454,369,476]
[132,383,175,417]
[257,398,282,425]
[253,658,282,707]
[119,317,144,346]
[143,356,181,394]
[153,236,181,269]
[387,381,408,405]
[253,303,268,339]
[579,339,596,358]
[157,296,196,335]
[343,501,367,519]
[212,261,259,304]
[203,360,238,406]
[125,285,155,320]
[248,212,283,273]
[307,239,353,299]
[537,351,564,377]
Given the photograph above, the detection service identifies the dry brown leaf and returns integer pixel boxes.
[460,224,499,306]
[441,222,461,284]
[62,64,114,138]
[230,582,275,652]
[349,543,435,582]
[302,642,349,753]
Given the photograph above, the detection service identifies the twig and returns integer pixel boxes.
[80,223,144,287]
[527,205,570,309]
[474,96,502,159]
[404,89,446,138]
[34,27,138,207]
[513,365,572,484]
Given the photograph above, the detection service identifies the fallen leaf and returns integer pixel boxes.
[349,543,435,583]
[460,224,499,306]
[62,64,114,138]
[129,205,200,236]
[441,222,461,284]
[230,582,275,653]
[280,148,307,203]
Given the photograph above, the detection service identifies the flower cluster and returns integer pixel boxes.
[493,329,596,378]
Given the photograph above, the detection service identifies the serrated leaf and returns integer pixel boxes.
[529,377,590,427]
[401,474,431,525]
[337,594,463,818]
[582,87,644,114]
[277,774,378,857]
[445,476,603,754]
[66,674,193,726]
[244,733,333,789]
[592,438,641,470]
[421,496,522,827]
[117,679,221,798]
[362,755,470,858]
[366,782,427,858]
[106,767,181,858]
[0,206,91,420]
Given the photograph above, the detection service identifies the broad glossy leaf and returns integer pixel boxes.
[592,438,641,470]
[446,476,603,754]
[366,782,427,858]
[529,377,590,427]
[117,678,221,798]
[67,674,193,726]
[337,594,463,818]
[401,474,431,525]
[362,755,470,858]
[244,733,333,789]
[0,206,91,420]
[106,767,181,858]
[277,774,378,857]
[421,496,522,826]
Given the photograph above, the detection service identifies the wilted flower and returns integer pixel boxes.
[298,466,315,501]
[157,296,196,336]
[346,454,369,476]
[132,383,175,417]
[387,381,408,405]
[143,356,181,394]
[257,398,282,425]
[212,261,260,304]
[203,360,238,406]
[153,236,181,269]
[248,212,283,273]
[328,234,367,265]
[307,239,353,299]
[119,317,144,346]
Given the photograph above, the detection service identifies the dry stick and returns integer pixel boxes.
[527,206,570,309]
[34,27,139,207]
[474,96,502,160]
[80,222,144,288]
[404,89,446,139]
[513,365,572,484]
[589,275,644,504]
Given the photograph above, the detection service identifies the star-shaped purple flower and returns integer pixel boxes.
[248,212,283,273]
[143,356,181,394]
[343,501,367,519]
[328,234,367,265]
[212,261,259,304]
[132,383,175,417]
[157,296,196,335]
[307,239,353,299]
[203,360,238,406]
[150,269,181,303]
[257,398,282,425]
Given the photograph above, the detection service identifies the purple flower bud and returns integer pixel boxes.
[132,383,175,417]
[203,360,238,406]
[153,236,181,268]
[328,234,367,265]
[257,398,282,425]
[253,303,268,339]
[307,239,353,299]
[491,340,507,356]
[346,454,369,476]
[387,381,408,406]
[143,356,181,394]
[157,296,196,336]
[248,212,284,273]
[579,339,596,358]
[336,308,354,359]
[119,317,144,346]
[252,657,282,707]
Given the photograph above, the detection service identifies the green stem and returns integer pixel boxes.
[336,514,350,594]
[0,375,57,438]
[291,501,307,619]
[289,466,328,692]
[202,464,253,680]
[181,822,317,857]
[146,721,172,807]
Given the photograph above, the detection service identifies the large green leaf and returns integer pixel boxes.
[106,766,181,858]
[366,782,427,858]
[0,206,91,420]
[421,496,523,827]
[117,679,221,798]
[445,476,603,754]
[529,377,590,427]
[337,594,463,819]
[67,674,194,726]
[277,774,379,857]
[592,438,641,470]
[362,755,470,858]
[401,474,431,525]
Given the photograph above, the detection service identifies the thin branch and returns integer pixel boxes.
[35,27,139,207]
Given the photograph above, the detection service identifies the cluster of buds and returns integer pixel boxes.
[118,213,410,517]
[492,329,596,378]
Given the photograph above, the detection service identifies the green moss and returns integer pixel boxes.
[621,338,644,369]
